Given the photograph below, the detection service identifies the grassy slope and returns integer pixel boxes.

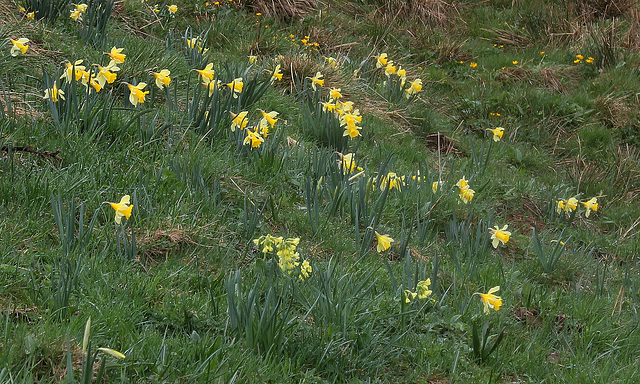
[1,0,640,382]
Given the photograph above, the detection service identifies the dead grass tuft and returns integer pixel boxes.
[484,28,532,49]
[571,0,632,21]
[138,226,191,263]
[238,0,317,21]
[496,66,580,93]
[434,39,472,64]
[371,0,461,29]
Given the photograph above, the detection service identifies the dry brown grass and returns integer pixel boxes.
[496,66,581,94]
[138,226,191,263]
[371,0,461,29]
[570,0,633,21]
[238,0,317,21]
[623,6,640,49]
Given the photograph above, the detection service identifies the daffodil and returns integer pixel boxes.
[70,9,82,21]
[556,197,578,214]
[325,56,337,69]
[107,47,125,64]
[153,69,171,90]
[417,279,432,299]
[248,55,257,63]
[44,83,65,102]
[88,76,102,92]
[61,60,86,83]
[309,71,324,90]
[196,63,215,84]
[10,38,29,56]
[258,110,278,136]
[476,286,502,314]
[271,65,283,82]
[109,195,134,224]
[405,78,422,98]
[384,62,396,77]
[226,77,243,98]
[243,128,264,148]
[95,60,119,86]
[325,89,340,101]
[230,111,248,131]
[126,82,149,107]
[338,153,363,174]
[75,4,88,12]
[27,11,34,20]
[490,225,511,248]
[456,177,468,189]
[376,53,388,68]
[581,197,598,217]
[167,4,177,14]
[375,231,394,253]
[432,181,443,193]
[97,348,126,359]
[487,127,504,142]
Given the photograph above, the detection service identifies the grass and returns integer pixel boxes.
[1,0,640,382]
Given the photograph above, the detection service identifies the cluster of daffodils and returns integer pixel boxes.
[573,54,594,64]
[556,196,598,218]
[336,153,406,192]
[229,109,279,148]
[253,235,312,280]
[70,3,88,21]
[321,86,363,138]
[375,53,423,99]
[18,6,35,20]
[456,177,475,204]
[404,279,433,304]
[372,172,405,192]
[187,37,209,55]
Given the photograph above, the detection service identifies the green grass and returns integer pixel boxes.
[1,0,640,382]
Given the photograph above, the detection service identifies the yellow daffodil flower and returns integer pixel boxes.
[10,38,29,56]
[107,47,125,63]
[248,55,257,63]
[581,197,598,217]
[89,76,102,92]
[44,83,65,102]
[27,12,34,20]
[196,63,215,84]
[96,61,119,86]
[375,231,394,253]
[556,197,578,214]
[167,4,177,14]
[338,153,363,174]
[258,110,278,136]
[384,62,396,77]
[244,128,264,148]
[476,286,502,314]
[329,88,342,100]
[490,225,511,248]
[309,71,324,90]
[405,78,422,98]
[459,186,475,204]
[60,60,86,83]
[324,56,337,69]
[230,111,248,131]
[376,53,388,68]
[126,82,148,107]
[417,279,432,299]
[108,195,134,224]
[153,69,171,90]
[271,65,283,82]
[456,177,468,189]
[227,77,243,98]
[487,127,504,142]
[75,4,88,12]
[70,9,82,21]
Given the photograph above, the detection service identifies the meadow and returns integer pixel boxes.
[1,0,640,382]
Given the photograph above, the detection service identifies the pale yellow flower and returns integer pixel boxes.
[126,82,149,107]
[230,111,248,131]
[108,195,134,224]
[44,83,65,102]
[10,38,29,56]
[227,77,243,98]
[107,47,125,63]
[487,127,504,142]
[153,69,171,90]
[167,4,178,14]
[476,286,502,314]
[375,231,394,253]
[581,197,598,217]
[490,225,511,248]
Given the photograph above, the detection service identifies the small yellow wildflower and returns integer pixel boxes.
[470,62,478,68]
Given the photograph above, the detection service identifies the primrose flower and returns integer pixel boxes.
[227,77,243,98]
[271,65,283,82]
[405,78,422,98]
[107,47,125,63]
[487,127,504,142]
[376,53,388,68]
[375,231,394,253]
[244,128,264,148]
[167,4,177,14]
[10,38,29,56]
[153,69,171,90]
[490,225,511,248]
[196,63,215,84]
[329,88,342,100]
[404,289,417,303]
[108,195,134,224]
[417,279,432,299]
[300,260,312,280]
[126,82,149,107]
[230,111,248,131]
[476,286,502,314]
[44,83,65,102]
[309,71,324,90]
[581,197,598,217]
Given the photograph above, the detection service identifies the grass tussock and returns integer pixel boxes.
[239,0,317,21]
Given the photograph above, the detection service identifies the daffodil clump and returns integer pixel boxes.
[253,235,312,280]
[374,52,423,100]
[228,109,280,149]
[69,3,88,22]
[318,87,364,139]
[456,177,475,204]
